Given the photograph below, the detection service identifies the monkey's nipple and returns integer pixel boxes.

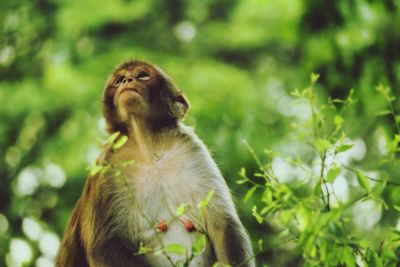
[156,220,168,232]
[182,219,196,232]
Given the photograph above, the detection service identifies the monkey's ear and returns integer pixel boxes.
[176,93,190,118]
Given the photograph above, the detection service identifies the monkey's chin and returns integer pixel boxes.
[118,91,142,108]
[117,98,146,122]
[119,89,142,101]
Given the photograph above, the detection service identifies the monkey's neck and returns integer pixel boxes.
[126,117,175,163]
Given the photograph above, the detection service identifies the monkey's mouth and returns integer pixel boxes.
[119,88,142,97]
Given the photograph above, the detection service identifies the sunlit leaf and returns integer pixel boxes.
[375,110,392,116]
[113,135,128,149]
[334,115,344,126]
[136,242,153,255]
[175,204,187,217]
[198,190,215,210]
[239,167,246,177]
[311,72,320,83]
[164,243,186,255]
[261,188,272,204]
[316,139,331,152]
[236,179,247,185]
[258,239,263,251]
[372,180,387,198]
[122,159,135,167]
[340,246,355,267]
[393,205,400,211]
[314,180,322,195]
[326,165,341,183]
[90,165,104,176]
[335,144,353,153]
[192,234,206,255]
[369,250,384,267]
[291,88,301,97]
[244,186,257,203]
[212,263,231,267]
[108,131,120,144]
[252,205,263,224]
[356,171,369,190]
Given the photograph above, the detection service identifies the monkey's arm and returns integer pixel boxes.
[206,214,255,267]
[204,186,255,267]
[57,175,146,267]
[56,199,89,267]
[81,175,151,267]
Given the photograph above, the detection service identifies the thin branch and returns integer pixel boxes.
[319,151,330,210]
[343,165,400,187]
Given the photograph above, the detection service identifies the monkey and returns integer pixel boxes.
[56,60,255,267]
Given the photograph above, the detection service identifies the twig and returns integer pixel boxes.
[343,165,400,187]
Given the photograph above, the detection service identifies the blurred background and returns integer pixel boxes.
[0,0,399,266]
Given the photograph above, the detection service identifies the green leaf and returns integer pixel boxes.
[334,115,344,126]
[314,180,322,195]
[122,159,135,167]
[136,242,153,255]
[212,263,231,267]
[304,237,317,258]
[335,144,353,153]
[260,205,275,216]
[164,243,186,255]
[326,165,341,183]
[393,205,400,211]
[316,139,331,152]
[244,186,257,203]
[359,239,369,249]
[376,84,388,95]
[381,249,398,263]
[192,234,206,255]
[311,72,320,83]
[113,135,128,149]
[372,180,386,198]
[320,241,328,261]
[342,246,356,267]
[239,167,246,177]
[261,188,272,204]
[291,88,301,97]
[375,110,392,116]
[356,171,369,190]
[252,205,264,224]
[236,179,247,185]
[369,250,384,267]
[108,131,120,144]
[90,165,104,176]
[258,239,263,251]
[198,190,215,210]
[175,204,187,217]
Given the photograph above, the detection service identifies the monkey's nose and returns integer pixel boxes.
[122,76,134,84]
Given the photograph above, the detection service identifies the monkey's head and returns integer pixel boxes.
[102,60,190,133]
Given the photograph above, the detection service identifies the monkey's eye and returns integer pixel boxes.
[136,71,150,81]
[115,75,125,86]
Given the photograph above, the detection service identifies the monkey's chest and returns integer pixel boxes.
[123,162,208,266]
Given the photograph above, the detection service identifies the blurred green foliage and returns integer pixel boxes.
[0,0,399,266]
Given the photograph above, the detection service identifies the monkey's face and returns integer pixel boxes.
[103,60,189,133]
